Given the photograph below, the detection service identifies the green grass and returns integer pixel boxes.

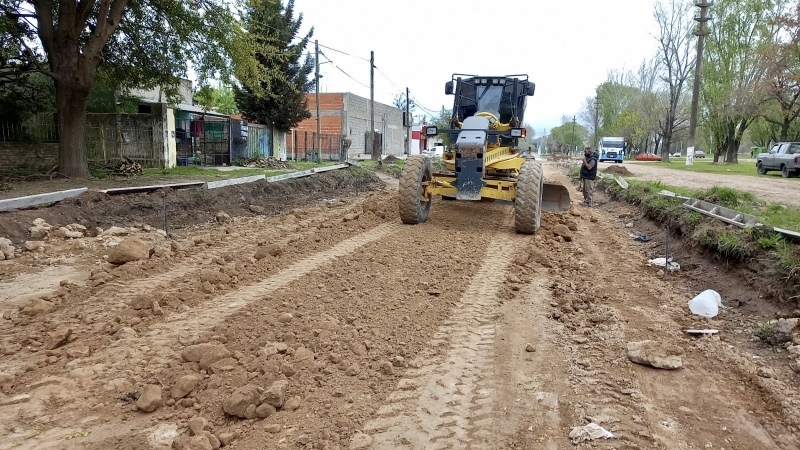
[143,166,292,178]
[627,158,799,179]
[589,167,800,272]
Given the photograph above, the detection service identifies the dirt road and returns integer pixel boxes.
[1,165,799,449]
[602,161,800,208]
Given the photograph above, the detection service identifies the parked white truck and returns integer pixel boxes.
[598,137,625,163]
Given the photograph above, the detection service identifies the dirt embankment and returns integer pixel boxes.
[0,168,383,245]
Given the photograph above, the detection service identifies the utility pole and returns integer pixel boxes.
[406,87,411,155]
[687,1,712,166]
[571,115,576,155]
[593,93,600,149]
[315,40,321,163]
[370,51,377,160]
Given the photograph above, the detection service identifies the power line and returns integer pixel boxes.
[318,43,370,61]
[318,50,370,89]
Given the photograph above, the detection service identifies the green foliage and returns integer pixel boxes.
[432,106,453,147]
[758,321,776,342]
[756,233,781,249]
[550,121,588,153]
[234,0,314,132]
[700,0,785,161]
[86,77,140,114]
[195,84,239,115]
[686,212,702,226]
[715,231,753,261]
[0,73,55,123]
[776,243,800,272]
[392,93,415,113]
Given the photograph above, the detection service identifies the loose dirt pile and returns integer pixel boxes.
[0,168,383,245]
[603,164,631,175]
[239,156,293,169]
[381,155,400,164]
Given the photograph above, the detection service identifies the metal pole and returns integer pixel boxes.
[665,227,669,279]
[687,2,712,166]
[370,51,376,160]
[162,195,169,236]
[572,115,576,155]
[315,40,321,164]
[406,87,410,155]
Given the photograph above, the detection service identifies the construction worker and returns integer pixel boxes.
[579,146,598,207]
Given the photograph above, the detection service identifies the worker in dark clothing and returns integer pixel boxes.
[579,146,598,207]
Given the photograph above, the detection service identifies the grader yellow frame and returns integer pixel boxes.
[398,75,570,234]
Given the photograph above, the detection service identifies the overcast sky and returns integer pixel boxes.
[293,0,662,133]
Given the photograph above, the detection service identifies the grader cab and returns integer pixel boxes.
[398,74,571,234]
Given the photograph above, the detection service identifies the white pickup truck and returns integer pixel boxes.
[757,142,800,178]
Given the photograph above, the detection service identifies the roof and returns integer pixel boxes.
[175,103,231,118]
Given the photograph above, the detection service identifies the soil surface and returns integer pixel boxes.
[607,161,800,208]
[1,163,799,449]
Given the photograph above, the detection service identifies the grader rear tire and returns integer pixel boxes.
[515,160,543,234]
[399,155,433,224]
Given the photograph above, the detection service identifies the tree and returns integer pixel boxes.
[550,121,587,154]
[431,106,452,147]
[392,92,416,113]
[234,0,314,132]
[653,0,695,163]
[1,0,248,177]
[701,0,785,163]
[196,84,239,115]
[760,2,800,141]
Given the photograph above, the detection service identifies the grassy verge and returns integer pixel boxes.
[626,158,799,179]
[575,167,800,279]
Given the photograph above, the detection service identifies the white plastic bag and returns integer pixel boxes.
[688,289,723,318]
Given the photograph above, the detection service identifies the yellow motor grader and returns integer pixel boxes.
[398,74,570,234]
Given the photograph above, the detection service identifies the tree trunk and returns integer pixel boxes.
[661,133,672,163]
[55,80,92,178]
[781,118,790,141]
[726,138,739,163]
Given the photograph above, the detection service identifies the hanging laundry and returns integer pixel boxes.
[190,120,205,137]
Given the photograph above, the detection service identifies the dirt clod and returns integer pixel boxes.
[525,343,536,352]
[552,224,573,242]
[188,416,209,435]
[223,385,260,418]
[172,374,201,399]
[136,384,162,413]
[45,327,72,350]
[107,238,150,265]
[626,340,684,369]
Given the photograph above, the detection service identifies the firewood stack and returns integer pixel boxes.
[90,156,143,175]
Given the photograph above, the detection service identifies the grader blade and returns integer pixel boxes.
[541,183,571,212]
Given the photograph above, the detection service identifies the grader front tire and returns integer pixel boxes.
[515,160,543,234]
[399,156,433,224]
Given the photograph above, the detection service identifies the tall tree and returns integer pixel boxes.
[701,0,785,163]
[760,2,800,141]
[196,84,239,115]
[653,0,695,163]
[0,0,247,177]
[392,92,416,113]
[234,0,314,132]
[431,106,452,147]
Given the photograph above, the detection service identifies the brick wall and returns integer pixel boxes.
[0,142,59,172]
[287,92,406,159]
